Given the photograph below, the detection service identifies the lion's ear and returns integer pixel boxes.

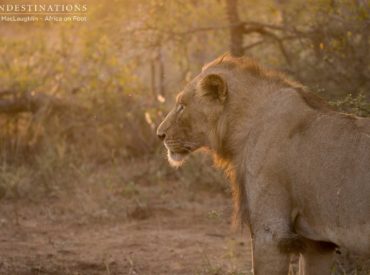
[199,74,228,103]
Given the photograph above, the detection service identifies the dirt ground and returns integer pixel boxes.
[0,163,252,275]
[0,159,368,275]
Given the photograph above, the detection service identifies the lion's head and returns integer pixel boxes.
[157,54,303,167]
[156,71,228,167]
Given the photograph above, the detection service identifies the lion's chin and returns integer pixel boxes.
[168,150,188,167]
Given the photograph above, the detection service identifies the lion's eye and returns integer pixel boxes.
[176,104,185,113]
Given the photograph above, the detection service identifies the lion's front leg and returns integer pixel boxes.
[251,231,291,275]
[298,240,335,275]
[246,175,301,275]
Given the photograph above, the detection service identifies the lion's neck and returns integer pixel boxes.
[211,82,289,166]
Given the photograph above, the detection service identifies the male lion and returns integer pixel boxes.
[157,55,370,274]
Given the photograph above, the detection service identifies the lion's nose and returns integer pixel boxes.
[157,133,166,140]
[156,130,166,141]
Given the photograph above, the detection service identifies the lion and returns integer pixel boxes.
[156,54,370,274]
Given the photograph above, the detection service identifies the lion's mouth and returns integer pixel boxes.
[166,147,190,167]
[164,142,195,167]
[168,150,188,166]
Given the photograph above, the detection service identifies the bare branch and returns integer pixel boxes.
[242,25,292,64]
[242,40,265,51]
[0,91,79,115]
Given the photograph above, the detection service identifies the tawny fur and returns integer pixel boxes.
[157,54,370,274]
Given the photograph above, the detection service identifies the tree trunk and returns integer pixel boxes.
[150,59,157,101]
[157,49,165,97]
[225,0,244,57]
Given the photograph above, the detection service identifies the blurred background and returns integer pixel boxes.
[0,0,369,274]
